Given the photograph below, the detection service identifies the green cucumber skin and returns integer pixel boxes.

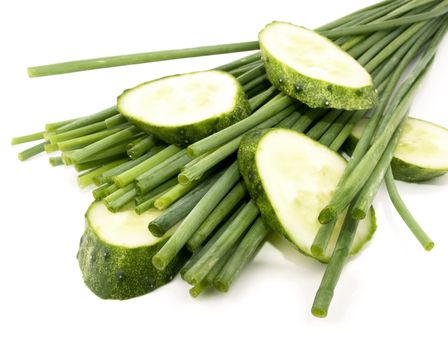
[118,72,251,147]
[259,23,378,110]
[238,128,376,263]
[344,134,447,183]
[77,209,189,300]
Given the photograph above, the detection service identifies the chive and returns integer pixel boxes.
[44,143,59,153]
[312,204,360,318]
[321,4,448,38]
[113,145,178,187]
[17,141,47,161]
[105,185,138,212]
[48,121,107,143]
[136,150,192,194]
[291,108,326,133]
[73,137,133,163]
[73,156,126,172]
[242,74,267,91]
[384,167,434,251]
[45,117,79,131]
[28,42,260,77]
[98,148,160,184]
[154,177,204,210]
[69,126,139,163]
[228,60,262,77]
[126,135,156,159]
[92,183,111,200]
[248,86,278,111]
[57,128,118,151]
[135,188,171,215]
[148,173,222,237]
[182,200,259,285]
[187,182,247,252]
[181,205,245,277]
[49,156,64,166]
[54,106,118,133]
[188,94,294,156]
[152,162,240,270]
[179,105,296,185]
[246,81,271,99]
[190,242,239,297]
[214,217,268,292]
[105,114,127,128]
[135,177,179,205]
[215,52,261,72]
[327,111,366,151]
[11,131,45,145]
[77,159,126,188]
[351,120,406,220]
[93,183,118,200]
[306,109,344,140]
[236,63,265,85]
[316,0,403,31]
[357,27,406,66]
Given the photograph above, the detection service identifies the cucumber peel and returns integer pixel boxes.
[259,21,377,110]
[117,70,251,146]
[238,128,376,263]
[346,117,448,182]
[77,201,189,300]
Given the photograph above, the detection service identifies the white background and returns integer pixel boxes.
[1,1,447,349]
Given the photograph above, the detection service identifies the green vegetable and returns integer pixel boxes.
[346,117,448,182]
[117,71,251,146]
[238,128,376,262]
[77,201,189,299]
[259,21,377,109]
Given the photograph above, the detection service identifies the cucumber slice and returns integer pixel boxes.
[77,201,189,299]
[346,117,448,182]
[258,21,377,110]
[238,128,376,263]
[117,70,251,146]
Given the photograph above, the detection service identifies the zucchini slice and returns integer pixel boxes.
[346,117,448,182]
[238,128,376,263]
[77,201,189,300]
[258,21,377,110]
[117,70,251,146]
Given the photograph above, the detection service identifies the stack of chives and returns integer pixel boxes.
[12,0,447,310]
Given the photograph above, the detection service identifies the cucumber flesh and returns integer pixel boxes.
[347,117,448,182]
[77,201,189,299]
[259,21,377,110]
[238,128,376,263]
[118,70,251,146]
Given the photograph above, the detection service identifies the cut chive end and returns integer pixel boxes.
[318,207,337,224]
[352,208,366,220]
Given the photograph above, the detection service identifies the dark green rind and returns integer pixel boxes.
[77,203,189,300]
[117,71,251,147]
[238,128,376,263]
[344,123,448,183]
[259,22,378,110]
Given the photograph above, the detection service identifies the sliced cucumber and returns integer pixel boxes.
[346,117,448,182]
[258,21,377,110]
[238,128,376,263]
[77,201,189,300]
[117,70,251,146]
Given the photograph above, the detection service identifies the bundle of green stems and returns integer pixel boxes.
[13,0,447,312]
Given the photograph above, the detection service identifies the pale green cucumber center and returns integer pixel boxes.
[256,129,345,254]
[260,22,372,88]
[352,117,448,170]
[88,202,172,248]
[119,71,239,127]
